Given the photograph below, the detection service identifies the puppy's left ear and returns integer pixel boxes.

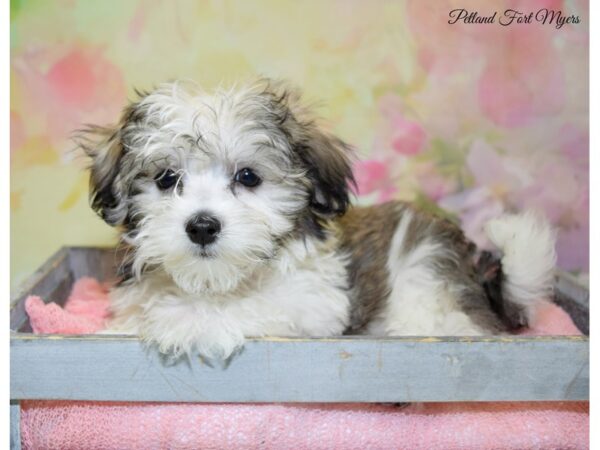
[267,83,355,216]
[293,125,355,216]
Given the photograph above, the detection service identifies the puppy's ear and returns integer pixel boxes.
[293,126,355,216]
[75,124,128,226]
[266,82,355,217]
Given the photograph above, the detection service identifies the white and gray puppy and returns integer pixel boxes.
[77,79,557,360]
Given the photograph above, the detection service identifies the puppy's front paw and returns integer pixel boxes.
[141,322,246,362]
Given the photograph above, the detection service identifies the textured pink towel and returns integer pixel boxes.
[25,277,111,334]
[22,279,589,450]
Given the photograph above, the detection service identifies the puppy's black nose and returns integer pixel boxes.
[185,214,222,246]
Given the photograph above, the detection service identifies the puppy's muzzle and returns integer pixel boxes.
[185,213,222,247]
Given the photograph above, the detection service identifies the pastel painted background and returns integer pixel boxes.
[10,0,588,289]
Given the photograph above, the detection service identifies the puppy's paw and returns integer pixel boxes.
[141,324,246,362]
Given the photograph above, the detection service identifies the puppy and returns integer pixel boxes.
[77,79,557,360]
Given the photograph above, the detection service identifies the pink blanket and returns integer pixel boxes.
[22,278,589,450]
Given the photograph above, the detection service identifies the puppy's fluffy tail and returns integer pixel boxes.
[483,211,557,329]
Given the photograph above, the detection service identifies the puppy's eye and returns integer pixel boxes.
[155,169,179,190]
[234,168,261,188]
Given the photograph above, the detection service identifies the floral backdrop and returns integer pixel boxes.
[10,0,588,288]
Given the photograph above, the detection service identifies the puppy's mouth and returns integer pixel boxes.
[193,247,217,259]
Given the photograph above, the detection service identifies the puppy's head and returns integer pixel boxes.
[77,79,354,294]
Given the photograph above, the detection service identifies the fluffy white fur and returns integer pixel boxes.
[109,237,350,359]
[84,80,558,361]
[122,83,309,295]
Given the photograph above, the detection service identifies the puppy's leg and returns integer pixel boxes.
[381,264,497,336]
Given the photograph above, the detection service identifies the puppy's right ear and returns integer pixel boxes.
[75,124,128,226]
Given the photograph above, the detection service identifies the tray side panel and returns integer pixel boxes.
[67,247,122,282]
[10,336,589,403]
[10,402,21,450]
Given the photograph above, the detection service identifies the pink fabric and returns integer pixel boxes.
[519,301,583,336]
[22,279,589,450]
[25,277,111,334]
